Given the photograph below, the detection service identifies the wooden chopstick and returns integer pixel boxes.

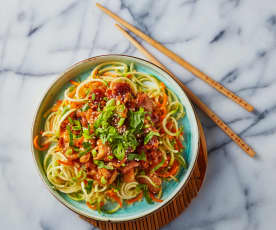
[115,24,256,157]
[96,3,254,113]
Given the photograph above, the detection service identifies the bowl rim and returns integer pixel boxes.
[31,54,199,222]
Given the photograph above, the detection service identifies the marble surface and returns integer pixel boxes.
[1,0,276,229]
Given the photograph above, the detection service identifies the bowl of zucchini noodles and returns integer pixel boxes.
[32,55,199,221]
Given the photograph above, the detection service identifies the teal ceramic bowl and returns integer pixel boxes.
[32,55,199,221]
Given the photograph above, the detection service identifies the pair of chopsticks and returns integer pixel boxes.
[96,3,256,157]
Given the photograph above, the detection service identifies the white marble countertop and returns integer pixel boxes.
[1,0,276,229]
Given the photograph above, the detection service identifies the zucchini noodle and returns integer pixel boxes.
[90,62,128,78]
[118,182,140,199]
[56,109,76,134]
[136,175,159,188]
[35,61,188,214]
[162,111,179,137]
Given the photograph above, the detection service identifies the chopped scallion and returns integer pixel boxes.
[118,118,125,127]
[91,93,96,101]
[144,131,160,144]
[65,148,73,156]
[82,103,89,112]
[100,176,107,185]
[66,125,74,146]
[68,117,73,125]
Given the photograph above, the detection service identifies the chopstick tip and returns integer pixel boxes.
[246,147,256,158]
[250,150,256,158]
[96,2,105,10]
[246,105,255,113]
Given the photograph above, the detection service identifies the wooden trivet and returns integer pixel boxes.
[79,118,207,230]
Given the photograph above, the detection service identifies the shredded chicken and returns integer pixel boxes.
[136,93,154,111]
[123,168,136,183]
[94,139,110,160]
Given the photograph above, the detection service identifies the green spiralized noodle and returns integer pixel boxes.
[156,188,162,199]
[90,61,128,78]
[40,61,188,213]
[43,145,57,169]
[169,151,175,167]
[130,63,135,72]
[101,76,117,82]
[136,175,159,188]
[46,162,82,193]
[134,73,160,95]
[169,175,178,182]
[102,204,121,214]
[162,135,178,153]
[44,112,56,132]
[56,109,76,135]
[68,191,85,201]
[162,111,179,137]
[160,136,177,167]
[118,182,140,200]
